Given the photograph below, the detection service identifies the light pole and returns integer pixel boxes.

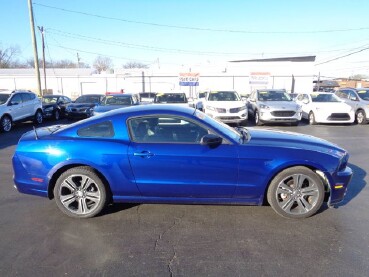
[38,26,47,94]
[27,0,42,96]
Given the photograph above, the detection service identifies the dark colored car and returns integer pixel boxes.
[93,93,140,116]
[65,94,104,120]
[42,95,72,120]
[12,105,352,219]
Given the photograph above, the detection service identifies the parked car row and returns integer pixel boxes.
[2,87,369,133]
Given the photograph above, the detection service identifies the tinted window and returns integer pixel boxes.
[21,93,32,102]
[77,121,114,137]
[0,94,10,105]
[75,95,102,104]
[208,91,240,101]
[129,116,209,143]
[10,94,22,105]
[154,93,187,103]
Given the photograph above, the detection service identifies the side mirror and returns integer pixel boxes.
[200,134,223,148]
[350,96,358,101]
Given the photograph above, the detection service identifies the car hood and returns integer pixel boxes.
[259,101,299,110]
[94,105,131,112]
[246,128,345,154]
[67,103,96,109]
[206,101,245,108]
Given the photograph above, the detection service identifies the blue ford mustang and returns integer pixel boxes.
[12,105,352,219]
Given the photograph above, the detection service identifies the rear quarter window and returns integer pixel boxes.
[77,121,115,138]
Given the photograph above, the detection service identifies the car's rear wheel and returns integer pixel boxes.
[54,167,107,218]
[267,166,324,219]
[34,110,43,124]
[308,112,316,125]
[356,110,367,125]
[1,115,12,132]
[54,109,60,121]
[255,111,263,126]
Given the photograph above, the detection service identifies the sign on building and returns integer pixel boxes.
[179,73,199,86]
[249,72,270,85]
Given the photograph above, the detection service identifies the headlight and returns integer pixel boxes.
[259,104,269,110]
[206,106,215,111]
[44,107,53,112]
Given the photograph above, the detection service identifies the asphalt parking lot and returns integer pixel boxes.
[0,120,368,277]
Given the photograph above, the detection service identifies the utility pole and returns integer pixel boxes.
[142,71,145,93]
[38,26,47,93]
[27,0,42,96]
[77,52,81,68]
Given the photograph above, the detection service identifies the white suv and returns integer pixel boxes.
[203,90,248,125]
[0,90,43,132]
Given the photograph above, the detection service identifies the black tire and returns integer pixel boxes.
[255,111,263,126]
[54,109,60,121]
[356,110,367,125]
[0,115,12,132]
[308,112,316,125]
[54,166,107,218]
[267,166,324,219]
[34,110,43,124]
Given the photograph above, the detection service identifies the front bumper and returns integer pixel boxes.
[206,111,248,124]
[328,166,353,206]
[65,111,91,119]
[259,110,302,123]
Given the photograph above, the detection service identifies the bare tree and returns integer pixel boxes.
[123,61,149,69]
[0,45,21,68]
[349,74,369,80]
[93,56,113,73]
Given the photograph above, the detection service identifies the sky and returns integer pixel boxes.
[1,0,369,77]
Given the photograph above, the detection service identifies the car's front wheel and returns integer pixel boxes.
[255,111,263,126]
[0,115,12,132]
[356,110,367,125]
[308,112,316,125]
[54,109,60,121]
[54,167,107,218]
[267,166,324,219]
[34,110,43,124]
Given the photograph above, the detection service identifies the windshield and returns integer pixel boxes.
[311,93,340,102]
[155,93,187,103]
[198,92,206,98]
[75,95,101,104]
[0,94,10,105]
[257,91,291,101]
[357,90,369,101]
[208,91,240,101]
[42,96,59,104]
[103,95,132,105]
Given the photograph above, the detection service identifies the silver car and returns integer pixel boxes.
[335,88,369,124]
[247,89,302,126]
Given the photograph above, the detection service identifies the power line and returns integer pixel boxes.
[34,2,369,34]
[47,28,367,58]
[315,46,369,65]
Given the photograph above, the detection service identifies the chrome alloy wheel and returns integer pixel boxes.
[58,174,101,216]
[276,173,320,215]
[1,116,12,132]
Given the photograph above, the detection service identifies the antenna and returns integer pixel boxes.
[33,126,39,140]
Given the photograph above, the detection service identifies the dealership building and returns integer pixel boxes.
[0,56,316,99]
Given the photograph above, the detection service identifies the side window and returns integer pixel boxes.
[349,91,358,101]
[21,93,32,102]
[77,121,114,137]
[9,94,23,105]
[129,116,209,144]
[336,90,349,99]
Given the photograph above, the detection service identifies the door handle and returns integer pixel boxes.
[133,151,154,158]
